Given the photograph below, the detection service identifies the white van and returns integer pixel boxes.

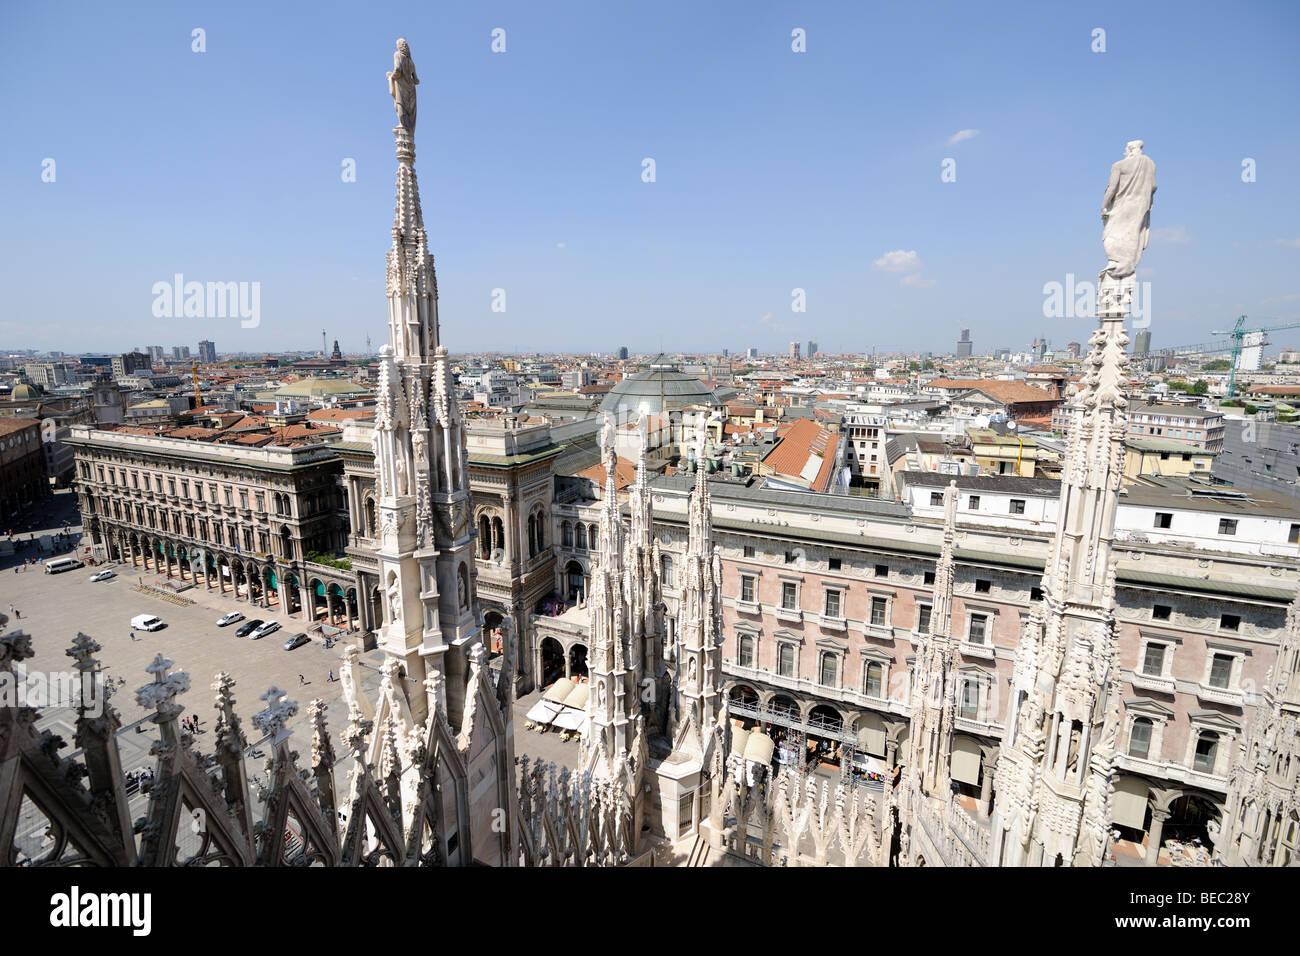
[43,557,84,574]
[130,614,165,631]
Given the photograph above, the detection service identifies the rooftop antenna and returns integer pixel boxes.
[321,329,327,356]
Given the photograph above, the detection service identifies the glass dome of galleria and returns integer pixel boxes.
[599,356,720,418]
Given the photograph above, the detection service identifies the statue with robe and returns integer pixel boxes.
[387,38,419,132]
[1101,140,1157,280]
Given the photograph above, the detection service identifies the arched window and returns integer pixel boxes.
[588,524,598,550]
[864,662,883,698]
[1193,731,1220,774]
[527,515,537,558]
[819,652,838,687]
[479,514,492,558]
[660,554,674,588]
[562,521,573,548]
[364,497,376,537]
[1128,717,1153,760]
[778,644,795,678]
[492,516,505,554]
[737,634,754,668]
[575,523,587,550]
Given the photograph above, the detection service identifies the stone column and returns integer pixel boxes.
[1146,808,1169,866]
[978,758,994,817]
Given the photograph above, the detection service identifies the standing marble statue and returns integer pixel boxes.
[1100,140,1157,280]
[387,38,419,132]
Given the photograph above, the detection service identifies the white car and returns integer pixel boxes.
[216,611,245,627]
[249,621,281,640]
[89,569,116,582]
[130,614,165,632]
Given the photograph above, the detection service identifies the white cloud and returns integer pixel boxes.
[1151,224,1192,245]
[873,249,922,273]
[946,128,980,145]
[555,241,566,248]
[1273,238,1300,248]
[901,274,937,288]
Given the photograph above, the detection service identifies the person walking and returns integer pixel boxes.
[328,669,335,683]
[298,674,306,686]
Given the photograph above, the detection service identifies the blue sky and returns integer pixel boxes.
[2,0,1298,357]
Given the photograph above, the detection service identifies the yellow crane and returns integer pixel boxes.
[191,361,202,409]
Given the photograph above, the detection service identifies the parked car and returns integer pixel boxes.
[130,614,165,632]
[282,632,311,651]
[249,621,281,640]
[88,569,117,582]
[235,619,264,638]
[216,611,245,627]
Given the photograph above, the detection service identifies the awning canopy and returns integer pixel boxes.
[950,736,983,786]
[525,699,565,725]
[562,684,589,709]
[1112,777,1150,831]
[856,714,886,757]
[543,678,576,703]
[743,732,775,765]
[551,707,587,733]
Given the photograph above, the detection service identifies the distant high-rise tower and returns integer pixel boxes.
[197,340,216,364]
[789,341,801,360]
[807,339,818,358]
[747,347,758,359]
[1133,329,1151,356]
[171,346,190,360]
[956,329,973,357]
[148,345,165,363]
[618,346,629,360]
[331,339,343,362]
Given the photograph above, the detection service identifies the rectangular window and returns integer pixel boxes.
[871,596,887,626]
[1142,643,1166,676]
[916,605,932,634]
[778,644,795,677]
[1218,518,1237,536]
[924,571,935,585]
[828,557,841,571]
[1220,613,1240,632]
[975,579,991,594]
[960,681,979,720]
[1009,499,1026,515]
[255,493,265,512]
[740,575,754,603]
[1153,512,1173,529]
[1030,586,1043,602]
[1152,604,1172,621]
[784,550,796,564]
[781,582,798,611]
[1208,653,1233,689]
[1289,524,1300,544]
[968,495,981,510]
[743,545,755,558]
[930,492,944,506]
[239,492,248,510]
[875,564,889,578]
[968,614,988,644]
[824,590,841,618]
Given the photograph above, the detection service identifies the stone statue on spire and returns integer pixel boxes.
[1100,140,1156,281]
[388,38,419,132]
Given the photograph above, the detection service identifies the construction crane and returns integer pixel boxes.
[1208,315,1300,398]
[190,361,202,409]
[1130,315,1300,398]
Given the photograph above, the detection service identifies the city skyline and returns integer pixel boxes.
[3,2,1299,355]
